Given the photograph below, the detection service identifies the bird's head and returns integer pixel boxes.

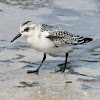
[11,21,36,42]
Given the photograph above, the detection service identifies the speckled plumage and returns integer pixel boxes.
[40,24,63,32]
[40,24,92,47]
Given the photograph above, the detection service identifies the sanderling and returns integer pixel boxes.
[11,21,93,74]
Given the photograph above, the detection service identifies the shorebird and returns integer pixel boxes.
[11,21,93,74]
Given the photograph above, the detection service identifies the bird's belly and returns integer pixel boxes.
[26,36,54,53]
[29,43,73,54]
[44,46,73,54]
[26,36,73,54]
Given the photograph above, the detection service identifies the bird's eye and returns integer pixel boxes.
[24,27,30,32]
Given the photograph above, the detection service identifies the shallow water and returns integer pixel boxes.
[0,0,100,100]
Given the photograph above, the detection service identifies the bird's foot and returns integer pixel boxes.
[55,67,65,73]
[27,68,39,75]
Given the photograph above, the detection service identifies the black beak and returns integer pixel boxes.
[11,33,22,42]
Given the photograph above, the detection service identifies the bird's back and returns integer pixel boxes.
[40,24,93,47]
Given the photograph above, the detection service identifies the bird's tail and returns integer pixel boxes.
[78,37,93,44]
[72,36,93,45]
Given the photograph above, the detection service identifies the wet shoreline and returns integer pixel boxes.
[0,0,100,100]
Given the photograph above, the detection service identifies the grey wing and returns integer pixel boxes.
[40,24,63,32]
[46,31,92,47]
[40,24,73,46]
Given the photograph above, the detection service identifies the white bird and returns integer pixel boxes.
[11,21,93,74]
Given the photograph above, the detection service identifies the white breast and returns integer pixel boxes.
[25,28,73,54]
[26,35,73,54]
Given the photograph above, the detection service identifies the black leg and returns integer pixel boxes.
[27,53,46,74]
[62,53,68,72]
[55,53,68,73]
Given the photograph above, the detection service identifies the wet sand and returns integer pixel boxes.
[0,0,100,100]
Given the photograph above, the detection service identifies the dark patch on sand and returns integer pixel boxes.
[15,81,39,88]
